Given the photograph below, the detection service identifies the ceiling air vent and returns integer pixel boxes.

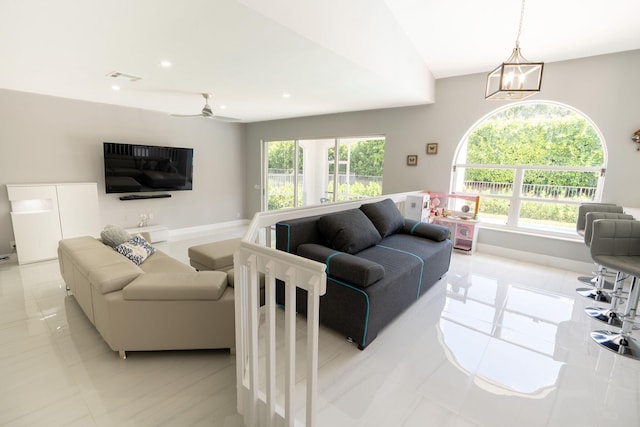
[106,71,142,82]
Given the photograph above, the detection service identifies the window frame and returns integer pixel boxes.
[451,101,607,237]
[262,136,386,211]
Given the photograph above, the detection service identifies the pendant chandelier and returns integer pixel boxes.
[485,0,544,100]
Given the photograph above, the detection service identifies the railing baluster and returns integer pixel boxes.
[265,261,276,427]
[284,267,296,427]
[247,255,259,427]
[306,277,321,427]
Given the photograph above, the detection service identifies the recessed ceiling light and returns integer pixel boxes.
[219,105,227,110]
[282,93,291,98]
[160,60,172,68]
[111,85,121,91]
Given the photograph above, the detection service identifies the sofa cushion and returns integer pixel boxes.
[115,235,156,265]
[123,271,228,300]
[360,198,404,238]
[298,243,385,288]
[90,262,143,294]
[318,209,381,254]
[100,225,131,248]
[140,250,195,273]
[403,219,450,242]
[188,238,240,271]
[60,240,122,277]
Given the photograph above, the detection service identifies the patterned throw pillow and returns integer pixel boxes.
[115,235,155,265]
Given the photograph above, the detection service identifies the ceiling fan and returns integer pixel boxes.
[172,93,240,121]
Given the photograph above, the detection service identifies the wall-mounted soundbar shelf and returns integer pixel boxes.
[119,194,172,201]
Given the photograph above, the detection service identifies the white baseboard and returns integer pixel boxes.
[168,219,250,240]
[477,243,594,274]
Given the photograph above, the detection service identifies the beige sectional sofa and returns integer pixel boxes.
[58,236,235,358]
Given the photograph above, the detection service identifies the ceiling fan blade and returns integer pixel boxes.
[208,115,241,122]
[171,93,241,121]
[171,113,206,117]
[171,113,240,121]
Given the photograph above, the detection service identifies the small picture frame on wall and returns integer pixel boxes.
[426,143,438,155]
[407,155,418,166]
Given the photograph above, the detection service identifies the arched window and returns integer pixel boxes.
[452,101,606,236]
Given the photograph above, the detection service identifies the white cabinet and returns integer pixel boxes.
[7,183,100,264]
[405,193,431,222]
[56,183,100,238]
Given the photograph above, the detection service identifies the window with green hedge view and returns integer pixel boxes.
[453,102,605,234]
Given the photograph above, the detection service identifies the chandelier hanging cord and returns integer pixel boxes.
[515,0,526,49]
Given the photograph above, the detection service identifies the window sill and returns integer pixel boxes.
[478,222,582,243]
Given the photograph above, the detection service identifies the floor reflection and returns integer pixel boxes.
[439,272,574,397]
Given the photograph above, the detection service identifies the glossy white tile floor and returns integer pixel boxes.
[1,231,639,426]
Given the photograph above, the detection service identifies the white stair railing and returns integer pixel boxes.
[235,242,326,427]
[234,193,413,427]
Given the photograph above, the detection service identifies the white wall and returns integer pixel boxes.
[0,89,246,254]
[245,50,640,264]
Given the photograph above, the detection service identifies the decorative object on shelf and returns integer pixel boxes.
[632,129,640,150]
[485,0,544,100]
[138,213,152,227]
[428,192,480,221]
[426,143,438,155]
[407,154,418,166]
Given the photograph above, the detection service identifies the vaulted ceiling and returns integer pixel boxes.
[1,0,638,122]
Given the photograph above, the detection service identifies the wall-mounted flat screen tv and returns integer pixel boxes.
[104,142,194,193]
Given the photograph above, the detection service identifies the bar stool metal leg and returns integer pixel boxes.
[577,264,615,290]
[577,267,611,303]
[591,276,640,360]
[585,271,630,328]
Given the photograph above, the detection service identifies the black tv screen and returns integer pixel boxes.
[104,142,194,193]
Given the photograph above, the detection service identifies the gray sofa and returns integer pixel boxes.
[275,198,453,349]
[58,236,235,358]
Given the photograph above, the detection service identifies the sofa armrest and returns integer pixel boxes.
[402,219,450,241]
[122,271,228,301]
[297,243,385,288]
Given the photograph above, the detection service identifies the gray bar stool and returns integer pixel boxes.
[588,219,640,360]
[576,203,624,288]
[583,212,635,325]
[577,211,635,302]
